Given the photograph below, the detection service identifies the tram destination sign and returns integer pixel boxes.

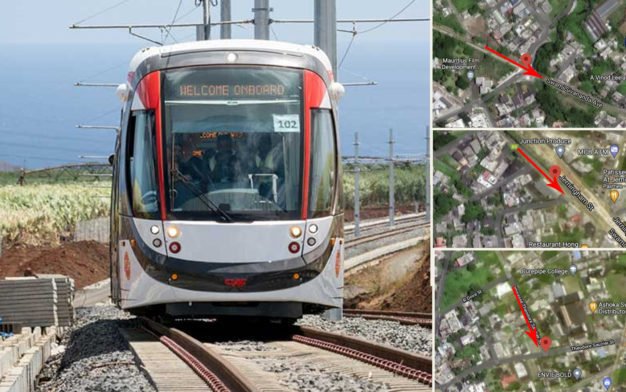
[178,83,287,98]
[166,68,302,100]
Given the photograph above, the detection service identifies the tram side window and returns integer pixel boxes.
[309,109,337,218]
[128,111,159,217]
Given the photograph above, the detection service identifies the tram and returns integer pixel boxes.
[109,39,344,321]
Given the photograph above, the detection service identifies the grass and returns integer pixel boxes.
[562,275,581,293]
[434,158,459,179]
[541,251,559,261]
[548,0,570,17]
[434,13,465,35]
[606,273,626,299]
[441,252,503,310]
[478,53,515,82]
[451,0,475,12]
[613,368,626,385]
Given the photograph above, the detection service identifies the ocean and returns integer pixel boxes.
[0,41,429,169]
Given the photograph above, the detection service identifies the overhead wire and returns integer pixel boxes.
[72,0,132,26]
[357,0,417,34]
[338,0,417,69]
[162,0,184,43]
[338,23,357,69]
[270,25,279,41]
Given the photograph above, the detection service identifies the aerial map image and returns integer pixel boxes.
[433,0,626,128]
[435,250,626,391]
[434,130,626,249]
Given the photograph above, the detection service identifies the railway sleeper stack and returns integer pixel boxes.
[0,277,75,329]
[0,327,57,392]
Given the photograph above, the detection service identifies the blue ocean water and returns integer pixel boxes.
[0,42,428,169]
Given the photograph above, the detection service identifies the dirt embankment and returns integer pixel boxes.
[0,241,109,289]
[344,243,431,313]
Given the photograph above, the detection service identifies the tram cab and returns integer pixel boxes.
[110,40,344,321]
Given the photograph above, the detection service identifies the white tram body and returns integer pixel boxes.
[110,40,344,320]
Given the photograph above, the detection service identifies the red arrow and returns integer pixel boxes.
[512,285,539,347]
[484,45,543,79]
[516,147,564,194]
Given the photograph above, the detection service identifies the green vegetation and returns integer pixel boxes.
[562,0,595,55]
[0,182,110,247]
[480,226,495,235]
[433,31,476,93]
[450,0,481,15]
[462,201,486,223]
[613,368,626,385]
[456,343,481,364]
[434,157,458,179]
[433,31,514,94]
[543,224,585,245]
[434,192,458,221]
[535,0,595,74]
[441,252,503,310]
[343,163,427,208]
[541,251,558,261]
[577,58,619,97]
[433,131,460,150]
[606,271,626,298]
[434,13,465,35]
[534,82,597,126]
[0,162,423,248]
[477,54,515,82]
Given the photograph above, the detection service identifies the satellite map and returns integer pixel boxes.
[433,130,626,249]
[433,0,626,128]
[435,250,626,391]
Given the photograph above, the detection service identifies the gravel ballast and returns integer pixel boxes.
[297,315,432,356]
[264,360,389,392]
[36,305,155,392]
[215,341,390,392]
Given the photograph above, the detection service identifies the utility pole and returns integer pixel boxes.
[388,128,395,226]
[253,0,270,40]
[353,132,361,237]
[314,0,337,78]
[196,0,211,40]
[220,0,232,39]
[425,126,430,220]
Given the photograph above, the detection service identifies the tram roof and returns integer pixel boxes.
[128,39,333,75]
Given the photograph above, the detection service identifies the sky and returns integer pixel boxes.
[0,0,430,45]
[0,1,431,168]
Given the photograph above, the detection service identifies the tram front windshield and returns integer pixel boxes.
[163,66,303,220]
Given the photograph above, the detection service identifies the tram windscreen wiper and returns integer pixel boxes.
[171,170,233,223]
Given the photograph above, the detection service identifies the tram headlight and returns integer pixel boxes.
[226,52,238,63]
[308,224,318,234]
[289,226,303,239]
[307,237,316,247]
[152,238,162,248]
[166,226,180,238]
[150,225,160,235]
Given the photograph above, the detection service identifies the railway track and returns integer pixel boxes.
[345,220,429,249]
[134,317,432,391]
[343,309,432,328]
[344,213,425,237]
